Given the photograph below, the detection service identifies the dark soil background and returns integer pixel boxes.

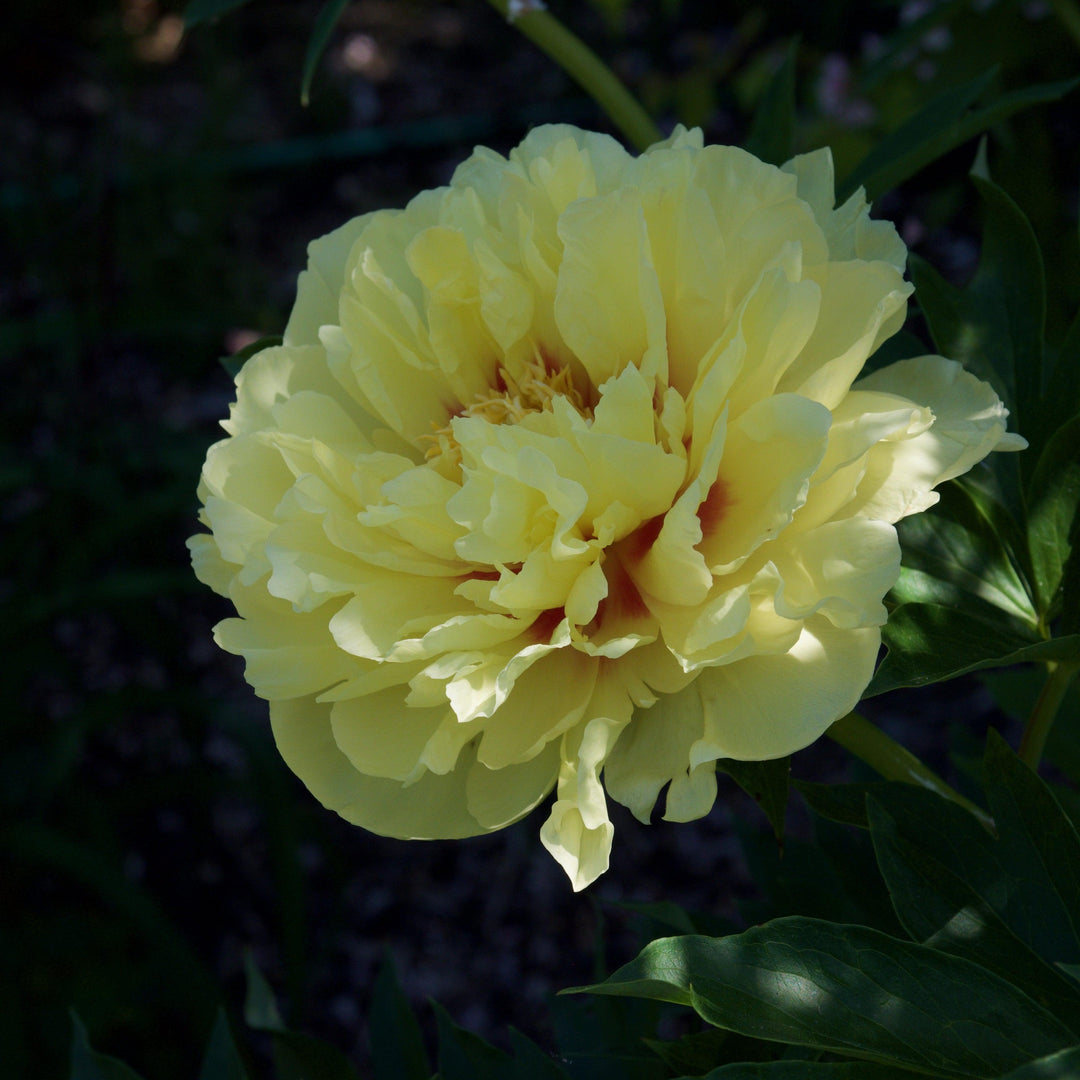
[3,2,1075,1078]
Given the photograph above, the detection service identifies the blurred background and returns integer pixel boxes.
[3,1,1078,1076]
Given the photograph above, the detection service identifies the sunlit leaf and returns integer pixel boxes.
[892,481,1036,627]
[571,919,1075,1077]
[867,793,1080,1034]
[993,1046,1080,1079]
[868,601,1080,696]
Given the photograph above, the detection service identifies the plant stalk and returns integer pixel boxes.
[827,712,994,830]
[1019,658,1080,769]
[484,0,663,152]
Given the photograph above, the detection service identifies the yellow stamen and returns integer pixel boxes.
[421,351,589,463]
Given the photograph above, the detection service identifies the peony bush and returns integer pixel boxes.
[188,124,1022,890]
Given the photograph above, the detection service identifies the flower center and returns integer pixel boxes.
[422,351,589,463]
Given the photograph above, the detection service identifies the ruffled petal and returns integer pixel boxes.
[688,615,881,763]
[845,355,1025,522]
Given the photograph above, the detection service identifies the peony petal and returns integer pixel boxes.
[271,696,485,839]
[603,685,711,824]
[214,586,359,701]
[767,517,900,628]
[330,690,451,782]
[847,355,1025,522]
[477,649,598,768]
[688,615,880,763]
[777,261,912,409]
[782,149,907,272]
[554,189,668,387]
[284,215,375,348]
[538,674,635,890]
[700,393,832,573]
[466,740,561,829]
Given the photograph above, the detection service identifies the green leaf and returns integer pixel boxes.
[867,601,1080,696]
[891,480,1036,627]
[183,0,257,29]
[839,72,1080,202]
[794,780,899,829]
[683,1063,925,1079]
[612,898,736,937]
[507,1028,574,1079]
[571,919,1075,1077]
[982,730,1080,965]
[219,334,281,380]
[1044,306,1080,445]
[198,1010,250,1080]
[744,38,798,168]
[1027,415,1080,618]
[953,470,1031,593]
[548,991,668,1080]
[644,1028,730,1074]
[993,1046,1080,1079]
[243,951,360,1080]
[910,174,1046,448]
[301,0,351,106]
[368,952,430,1080]
[866,793,1080,1034]
[858,0,965,89]
[863,329,931,376]
[68,1013,147,1080]
[736,813,903,936]
[434,1002,510,1080]
[716,757,790,840]
[242,949,285,1032]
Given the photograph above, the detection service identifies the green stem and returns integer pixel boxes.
[1019,658,1080,769]
[1049,0,1080,52]
[484,0,663,152]
[827,712,994,831]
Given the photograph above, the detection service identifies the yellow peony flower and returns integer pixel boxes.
[189,125,1024,890]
